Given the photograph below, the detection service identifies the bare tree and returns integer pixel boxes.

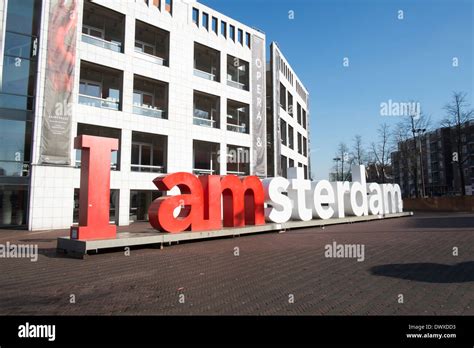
[370,123,392,183]
[351,135,367,166]
[442,92,474,196]
[392,111,431,197]
[334,142,351,180]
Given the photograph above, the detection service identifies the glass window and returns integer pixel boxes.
[4,32,35,59]
[79,80,101,98]
[202,12,209,30]
[229,25,235,41]
[281,155,288,178]
[238,29,243,44]
[192,8,199,25]
[130,190,161,222]
[2,56,36,96]
[165,0,172,14]
[212,17,218,34]
[221,21,227,37]
[280,119,287,146]
[0,186,28,227]
[288,125,294,149]
[279,83,286,110]
[287,92,293,116]
[0,119,30,177]
[5,0,39,36]
[245,32,251,48]
[131,131,167,173]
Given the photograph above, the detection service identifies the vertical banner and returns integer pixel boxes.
[272,44,282,176]
[40,0,78,164]
[251,35,266,177]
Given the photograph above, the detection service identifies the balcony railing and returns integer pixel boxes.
[133,104,166,119]
[131,164,165,173]
[193,168,216,175]
[134,48,167,66]
[79,94,120,110]
[227,170,247,176]
[82,33,122,52]
[193,109,217,128]
[194,68,216,81]
[227,123,247,133]
[227,79,247,90]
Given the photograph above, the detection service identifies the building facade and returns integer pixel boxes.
[267,43,310,179]
[391,121,474,197]
[0,0,310,231]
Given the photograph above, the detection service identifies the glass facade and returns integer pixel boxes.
[0,0,42,227]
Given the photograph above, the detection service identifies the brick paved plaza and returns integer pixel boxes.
[0,212,473,315]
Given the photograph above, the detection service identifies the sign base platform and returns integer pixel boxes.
[57,212,413,258]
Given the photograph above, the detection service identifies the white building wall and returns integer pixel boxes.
[28,0,266,230]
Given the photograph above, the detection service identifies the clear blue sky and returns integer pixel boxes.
[200,0,473,179]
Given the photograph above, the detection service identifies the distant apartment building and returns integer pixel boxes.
[0,0,310,230]
[391,121,474,197]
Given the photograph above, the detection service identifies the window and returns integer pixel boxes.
[227,100,249,134]
[130,190,162,222]
[245,32,251,48]
[279,83,286,110]
[192,8,199,26]
[302,109,307,129]
[303,137,307,156]
[229,25,235,41]
[281,155,288,178]
[237,29,243,44]
[287,92,293,116]
[135,21,170,65]
[5,0,40,36]
[193,90,220,129]
[289,158,294,168]
[82,25,104,40]
[131,131,167,173]
[193,140,220,175]
[212,17,218,34]
[0,118,31,177]
[202,12,209,30]
[133,75,168,119]
[165,0,172,14]
[194,42,220,82]
[221,21,227,37]
[298,133,302,154]
[304,165,308,180]
[227,55,249,90]
[82,1,124,53]
[0,186,28,227]
[227,145,250,175]
[297,103,302,124]
[79,61,122,111]
[288,125,294,149]
[280,119,287,146]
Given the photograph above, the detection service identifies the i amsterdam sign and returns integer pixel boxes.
[70,135,404,241]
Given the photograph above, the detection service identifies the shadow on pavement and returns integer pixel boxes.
[370,261,474,283]
[412,215,474,229]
